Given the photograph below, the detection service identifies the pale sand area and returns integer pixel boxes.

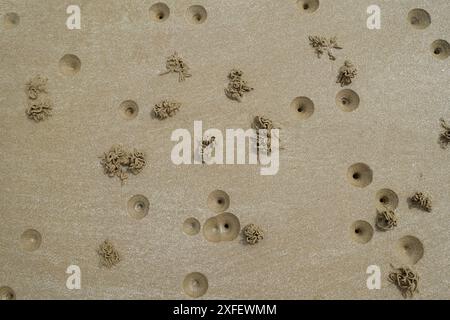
[0,0,449,299]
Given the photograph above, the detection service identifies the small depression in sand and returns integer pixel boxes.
[0,286,16,300]
[186,5,207,24]
[347,163,372,188]
[336,89,360,112]
[183,217,201,236]
[203,212,240,242]
[207,190,230,213]
[396,235,424,265]
[59,54,81,75]
[127,195,149,219]
[183,272,208,298]
[376,188,399,210]
[296,0,319,13]
[407,8,431,29]
[290,96,314,120]
[350,220,374,244]
[3,12,20,28]
[119,100,139,120]
[149,3,170,22]
[431,40,449,60]
[20,229,42,252]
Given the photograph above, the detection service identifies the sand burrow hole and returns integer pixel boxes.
[59,54,81,75]
[127,194,149,219]
[376,188,399,210]
[119,100,139,120]
[396,235,424,265]
[430,39,449,60]
[407,8,431,29]
[0,286,16,300]
[350,220,374,244]
[347,163,373,188]
[290,96,314,120]
[336,89,360,112]
[186,5,207,24]
[203,212,240,242]
[149,3,170,22]
[296,0,319,13]
[20,229,42,252]
[183,272,208,298]
[3,12,20,28]
[183,217,201,236]
[207,190,230,213]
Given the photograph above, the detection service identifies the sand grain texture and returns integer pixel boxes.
[0,0,449,299]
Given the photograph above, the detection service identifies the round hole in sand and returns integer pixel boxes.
[0,286,16,300]
[296,0,319,13]
[336,89,360,112]
[407,9,431,29]
[149,3,170,22]
[20,229,42,252]
[290,96,314,120]
[430,40,449,60]
[395,235,424,265]
[186,5,207,24]
[183,217,201,236]
[207,190,230,213]
[347,163,372,188]
[3,12,20,28]
[127,195,149,220]
[376,188,399,210]
[59,54,81,75]
[183,272,208,298]
[350,220,373,244]
[203,212,240,242]
[119,100,139,120]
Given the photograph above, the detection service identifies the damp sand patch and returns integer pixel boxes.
[225,69,253,102]
[97,240,120,268]
[100,145,146,184]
